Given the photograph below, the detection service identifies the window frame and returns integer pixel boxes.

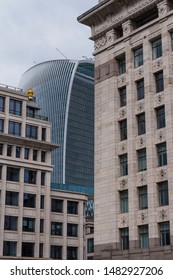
[157,142,167,167]
[120,119,127,141]
[120,227,129,250]
[137,113,146,135]
[152,37,162,60]
[134,46,143,68]
[139,225,149,249]
[155,71,164,93]
[138,148,147,171]
[156,106,165,129]
[158,181,169,206]
[119,87,126,107]
[159,221,170,246]
[119,190,128,213]
[9,99,22,116]
[120,154,128,176]
[138,186,148,210]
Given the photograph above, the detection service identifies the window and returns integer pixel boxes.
[120,119,127,141]
[8,121,21,136]
[42,127,46,141]
[51,199,63,213]
[136,79,145,100]
[41,172,45,186]
[120,154,128,176]
[33,149,38,161]
[23,193,36,208]
[120,190,128,213]
[67,223,78,237]
[156,106,165,129]
[157,142,167,166]
[87,238,94,253]
[39,243,43,258]
[41,151,46,162]
[67,201,78,215]
[26,124,38,139]
[0,143,3,155]
[119,87,126,107]
[7,145,13,156]
[0,165,2,180]
[158,181,169,206]
[3,241,17,256]
[137,113,146,135]
[138,148,147,171]
[118,55,126,75]
[50,245,62,259]
[120,227,129,250]
[4,216,18,231]
[22,242,34,257]
[51,222,63,236]
[152,38,162,59]
[16,146,21,158]
[138,186,148,209]
[6,167,20,182]
[0,96,5,112]
[27,106,36,118]
[24,169,37,184]
[9,99,22,116]
[171,32,173,51]
[24,148,30,160]
[40,195,44,209]
[23,217,35,232]
[0,119,4,133]
[159,222,170,246]
[155,71,164,93]
[139,225,149,249]
[134,47,143,68]
[5,191,19,206]
[40,219,44,233]
[67,246,78,260]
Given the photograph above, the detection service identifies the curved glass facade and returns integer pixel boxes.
[19,60,94,188]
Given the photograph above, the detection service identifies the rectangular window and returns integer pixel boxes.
[16,146,21,158]
[6,166,20,182]
[139,225,149,249]
[67,201,78,215]
[134,47,143,68]
[120,119,127,141]
[4,215,18,231]
[67,246,78,260]
[152,38,162,59]
[5,191,19,206]
[0,165,2,180]
[155,71,164,93]
[138,186,148,209]
[157,142,167,166]
[7,145,13,156]
[42,127,46,141]
[23,193,36,208]
[0,143,3,155]
[51,199,63,213]
[159,222,170,246]
[0,118,4,133]
[26,124,38,139]
[120,154,128,176]
[87,238,94,253]
[24,169,37,184]
[50,245,62,259]
[119,87,126,107]
[33,149,38,161]
[22,242,34,257]
[67,223,78,237]
[40,219,44,233]
[39,243,43,258]
[120,190,128,213]
[138,148,147,171]
[8,121,21,136]
[3,241,17,257]
[40,195,45,209]
[23,217,35,232]
[41,172,46,186]
[51,222,63,236]
[27,106,36,118]
[24,148,30,160]
[9,99,22,116]
[137,113,146,135]
[158,181,169,206]
[0,96,5,112]
[118,55,126,75]
[156,106,165,129]
[171,32,173,51]
[120,227,129,250]
[136,79,145,100]
[41,151,46,162]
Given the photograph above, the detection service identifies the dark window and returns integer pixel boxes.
[119,87,126,107]
[67,246,78,260]
[22,242,34,257]
[139,225,149,249]
[67,223,78,237]
[0,143,3,155]
[33,149,37,161]
[8,121,21,136]
[158,181,169,206]
[120,119,127,141]
[67,201,78,215]
[156,106,165,129]
[0,96,5,112]
[159,222,170,246]
[42,127,46,141]
[152,38,162,59]
[120,154,128,176]
[171,32,173,51]
[24,148,30,160]
[138,148,147,171]
[7,145,12,156]
[134,47,143,68]
[40,219,44,233]
[51,199,63,213]
[118,55,126,75]
[24,169,37,184]
[4,216,18,231]
[39,243,43,258]
[155,71,164,93]
[87,238,94,253]
[5,191,19,206]
[23,193,36,208]
[51,222,63,236]
[27,106,36,118]
[16,146,21,158]
[0,119,4,133]
[136,79,145,100]
[23,217,35,232]
[9,99,22,116]
[26,124,38,139]
[3,241,17,256]
[0,165,2,180]
[137,113,146,135]
[157,142,167,166]
[40,195,44,209]
[50,245,62,259]
[41,151,46,162]
[41,172,45,185]
[120,190,128,213]
[6,167,20,182]
[120,227,129,250]
[138,186,148,209]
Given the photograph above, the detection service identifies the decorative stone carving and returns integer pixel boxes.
[153,59,163,72]
[157,168,167,181]
[135,67,143,80]
[155,93,164,106]
[94,36,107,50]
[157,1,170,18]
[122,20,133,36]
[159,209,167,220]
[119,178,127,190]
[119,142,127,153]
[138,173,146,186]
[120,216,127,226]
[138,136,145,147]
[137,101,144,113]
[157,130,165,142]
[119,108,126,119]
[118,74,126,87]
[138,212,147,223]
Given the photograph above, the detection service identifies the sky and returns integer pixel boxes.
[0,0,98,87]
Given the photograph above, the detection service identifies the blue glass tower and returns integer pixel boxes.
[19,60,94,188]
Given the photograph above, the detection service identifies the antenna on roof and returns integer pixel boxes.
[56,48,68,59]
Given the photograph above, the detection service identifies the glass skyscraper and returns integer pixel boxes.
[19,59,94,188]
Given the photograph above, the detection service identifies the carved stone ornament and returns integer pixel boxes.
[139,212,147,223]
[94,36,107,50]
[159,209,167,220]
[157,1,168,17]
[158,169,166,181]
[157,130,165,142]
[120,216,127,226]
[135,67,143,79]
[137,101,144,113]
[118,75,126,86]
[119,108,126,119]
[119,178,127,189]
[138,173,146,185]
[156,93,164,105]
[138,136,145,146]
[153,59,162,71]
[120,142,126,153]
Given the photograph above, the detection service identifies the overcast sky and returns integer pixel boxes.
[0,0,97,87]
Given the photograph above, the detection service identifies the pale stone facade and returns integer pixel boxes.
[78,0,173,259]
